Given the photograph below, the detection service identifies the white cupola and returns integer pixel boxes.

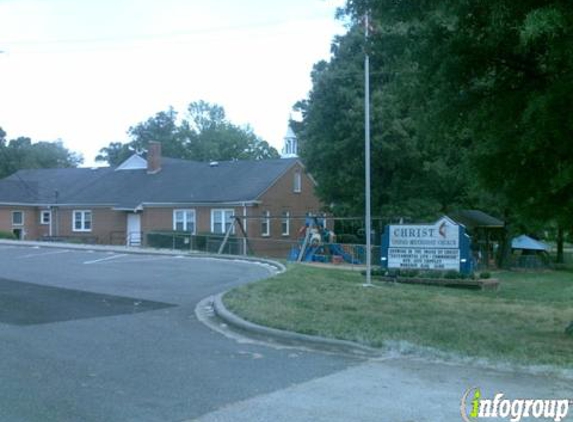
[281,123,298,158]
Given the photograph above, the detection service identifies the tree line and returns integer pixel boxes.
[96,101,279,166]
[0,100,279,178]
[0,128,82,179]
[294,0,573,262]
[2,2,571,261]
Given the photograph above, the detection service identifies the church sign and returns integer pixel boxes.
[381,216,472,274]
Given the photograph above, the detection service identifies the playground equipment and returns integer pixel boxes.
[288,217,362,264]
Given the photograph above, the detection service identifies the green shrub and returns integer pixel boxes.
[194,232,209,251]
[368,267,387,277]
[147,231,192,250]
[386,269,399,278]
[443,270,460,279]
[417,270,442,279]
[195,232,233,252]
[336,234,360,244]
[147,231,241,253]
[0,231,16,240]
[400,269,420,278]
[370,268,475,280]
[479,271,492,279]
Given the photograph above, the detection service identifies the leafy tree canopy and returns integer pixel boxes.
[295,25,463,220]
[96,101,279,166]
[297,0,573,234]
[0,128,83,178]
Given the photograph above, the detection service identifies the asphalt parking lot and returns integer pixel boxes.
[0,244,358,422]
[1,243,571,422]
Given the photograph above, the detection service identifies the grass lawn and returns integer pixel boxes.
[224,265,573,367]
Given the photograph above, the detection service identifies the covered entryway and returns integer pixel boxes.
[126,213,142,246]
[449,209,505,269]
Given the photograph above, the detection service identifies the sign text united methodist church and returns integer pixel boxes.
[381,216,472,274]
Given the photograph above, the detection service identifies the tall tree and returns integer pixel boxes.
[96,101,279,165]
[95,142,134,167]
[0,129,82,178]
[295,22,469,220]
[185,101,279,161]
[127,107,191,160]
[335,0,573,260]
[299,0,573,256]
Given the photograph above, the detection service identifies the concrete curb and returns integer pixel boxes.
[6,239,374,356]
[213,292,381,358]
[0,239,286,274]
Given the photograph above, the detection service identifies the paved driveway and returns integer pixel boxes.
[0,244,357,422]
[1,243,571,422]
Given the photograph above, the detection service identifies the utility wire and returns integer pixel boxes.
[3,14,334,47]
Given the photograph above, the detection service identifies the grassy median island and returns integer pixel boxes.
[223,265,573,367]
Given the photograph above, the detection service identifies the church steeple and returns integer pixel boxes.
[281,123,298,158]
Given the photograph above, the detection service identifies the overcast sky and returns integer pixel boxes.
[0,0,346,165]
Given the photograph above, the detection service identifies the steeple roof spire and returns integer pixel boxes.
[281,123,298,158]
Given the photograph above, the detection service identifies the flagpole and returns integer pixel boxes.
[364,12,373,287]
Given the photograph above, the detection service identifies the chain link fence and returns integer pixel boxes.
[21,215,388,269]
[34,216,572,271]
[116,216,385,269]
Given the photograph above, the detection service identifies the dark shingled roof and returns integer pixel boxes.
[0,157,300,208]
[449,210,504,229]
[0,167,114,204]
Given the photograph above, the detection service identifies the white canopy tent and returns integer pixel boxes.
[511,235,549,252]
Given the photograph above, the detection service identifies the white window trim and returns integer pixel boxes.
[12,210,24,226]
[261,211,271,237]
[72,210,92,232]
[281,211,290,236]
[173,209,196,234]
[211,209,235,234]
[40,210,51,225]
[294,170,302,193]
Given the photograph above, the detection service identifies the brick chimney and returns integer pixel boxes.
[147,141,162,174]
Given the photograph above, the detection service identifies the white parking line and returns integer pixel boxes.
[107,255,185,264]
[17,249,71,259]
[84,254,128,265]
